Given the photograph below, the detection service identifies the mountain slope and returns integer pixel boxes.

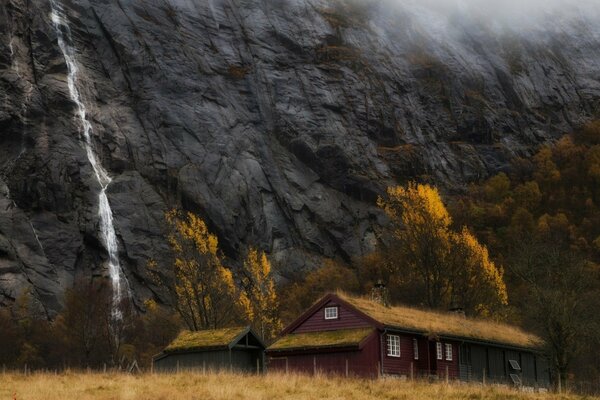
[0,0,599,313]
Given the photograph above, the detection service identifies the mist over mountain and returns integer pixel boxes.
[0,0,598,315]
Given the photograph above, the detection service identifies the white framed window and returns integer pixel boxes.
[436,342,443,360]
[324,306,338,320]
[387,334,401,357]
[413,338,419,360]
[445,343,453,361]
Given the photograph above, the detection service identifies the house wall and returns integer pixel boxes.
[521,352,536,386]
[488,347,507,382]
[267,332,380,378]
[380,333,430,377]
[430,341,460,380]
[154,349,262,373]
[535,355,551,386]
[469,344,487,381]
[456,343,549,388]
[292,300,372,333]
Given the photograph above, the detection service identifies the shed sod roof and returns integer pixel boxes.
[164,326,248,353]
[337,293,543,350]
[268,328,374,351]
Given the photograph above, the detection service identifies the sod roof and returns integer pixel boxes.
[164,326,248,353]
[336,292,543,350]
[268,328,375,351]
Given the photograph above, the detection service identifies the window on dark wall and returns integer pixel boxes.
[387,335,401,357]
[508,359,521,371]
[324,306,338,320]
[436,342,443,360]
[413,338,419,360]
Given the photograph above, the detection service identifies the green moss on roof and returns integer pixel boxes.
[268,328,374,351]
[165,326,247,353]
[337,292,543,349]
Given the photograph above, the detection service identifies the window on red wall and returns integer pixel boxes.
[445,343,453,361]
[436,342,443,360]
[387,335,401,357]
[324,306,338,320]
[413,338,419,360]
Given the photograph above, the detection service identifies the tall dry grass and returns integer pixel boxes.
[0,372,592,400]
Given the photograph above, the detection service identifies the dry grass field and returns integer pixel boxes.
[0,372,595,400]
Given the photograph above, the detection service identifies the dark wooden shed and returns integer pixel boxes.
[153,326,265,373]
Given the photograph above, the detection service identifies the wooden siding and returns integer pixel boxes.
[470,344,487,381]
[267,332,380,378]
[292,300,372,333]
[154,348,263,373]
[535,356,550,386]
[414,337,430,373]
[455,343,549,388]
[487,347,506,382]
[380,333,430,377]
[431,341,460,380]
[521,352,536,386]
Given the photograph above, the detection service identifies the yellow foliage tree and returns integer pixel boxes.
[533,147,561,187]
[448,227,508,316]
[378,183,452,308]
[150,209,239,330]
[378,182,507,314]
[239,248,282,341]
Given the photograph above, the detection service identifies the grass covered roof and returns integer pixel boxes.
[164,326,248,353]
[337,293,543,350]
[268,328,374,351]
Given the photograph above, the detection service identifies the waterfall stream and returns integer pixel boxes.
[49,0,130,319]
[8,36,19,76]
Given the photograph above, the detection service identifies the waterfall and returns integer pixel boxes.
[8,36,19,76]
[49,0,130,319]
[207,0,219,30]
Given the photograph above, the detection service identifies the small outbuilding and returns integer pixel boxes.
[153,326,266,373]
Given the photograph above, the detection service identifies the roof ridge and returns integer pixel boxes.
[334,291,543,349]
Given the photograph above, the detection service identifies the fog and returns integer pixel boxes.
[382,0,600,34]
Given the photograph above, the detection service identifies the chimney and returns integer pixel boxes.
[371,279,388,307]
[449,299,466,318]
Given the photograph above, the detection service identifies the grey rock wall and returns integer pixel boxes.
[0,0,598,314]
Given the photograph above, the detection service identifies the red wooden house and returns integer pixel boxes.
[266,293,549,388]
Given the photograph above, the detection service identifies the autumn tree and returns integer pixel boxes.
[54,280,113,367]
[0,309,19,366]
[450,121,600,381]
[9,288,62,369]
[150,209,240,331]
[448,227,507,316]
[378,182,507,314]
[508,234,596,388]
[239,248,282,341]
[130,299,181,367]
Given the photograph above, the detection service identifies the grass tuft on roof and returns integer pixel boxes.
[269,328,374,351]
[164,326,248,353]
[336,292,543,349]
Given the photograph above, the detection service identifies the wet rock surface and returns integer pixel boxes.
[0,0,598,313]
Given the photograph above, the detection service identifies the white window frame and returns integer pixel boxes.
[324,306,338,320]
[387,334,401,357]
[413,338,419,360]
[436,342,443,360]
[445,343,453,361]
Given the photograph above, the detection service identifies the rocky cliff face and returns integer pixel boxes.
[1,0,599,315]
